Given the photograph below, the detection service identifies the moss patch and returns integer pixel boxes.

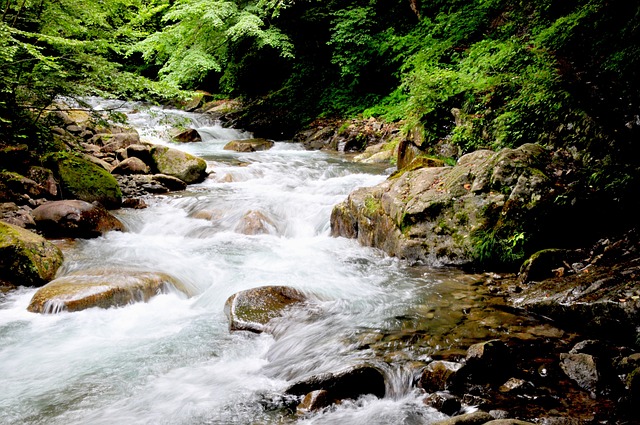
[45,152,122,208]
[0,221,63,287]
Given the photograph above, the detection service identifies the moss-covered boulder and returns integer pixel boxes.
[0,221,63,288]
[331,144,580,267]
[223,138,274,152]
[27,268,192,313]
[33,200,125,238]
[45,152,122,208]
[150,145,207,184]
[224,285,307,333]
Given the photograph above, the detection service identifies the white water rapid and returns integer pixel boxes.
[1,101,500,424]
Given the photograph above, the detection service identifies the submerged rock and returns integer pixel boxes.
[223,138,274,152]
[224,285,307,333]
[150,145,207,184]
[27,268,190,313]
[0,221,63,288]
[32,200,124,238]
[235,210,277,235]
[418,360,465,392]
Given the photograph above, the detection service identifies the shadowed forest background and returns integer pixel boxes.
[2,0,639,225]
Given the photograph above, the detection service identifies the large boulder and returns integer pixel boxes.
[223,138,274,152]
[331,144,580,267]
[27,268,191,313]
[33,200,125,238]
[44,152,122,208]
[0,221,63,288]
[150,145,207,184]
[224,285,307,333]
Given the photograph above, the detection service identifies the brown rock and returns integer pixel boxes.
[173,128,202,143]
[235,210,276,235]
[223,138,274,152]
[33,200,124,239]
[224,285,307,333]
[112,157,151,175]
[27,268,191,313]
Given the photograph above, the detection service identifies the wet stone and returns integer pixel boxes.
[430,411,494,425]
[423,391,461,416]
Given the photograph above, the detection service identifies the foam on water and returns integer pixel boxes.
[0,101,455,424]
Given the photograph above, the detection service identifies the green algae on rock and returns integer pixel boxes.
[0,221,63,288]
[27,268,192,314]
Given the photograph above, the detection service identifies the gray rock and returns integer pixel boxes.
[150,145,207,184]
[430,411,494,425]
[559,353,599,393]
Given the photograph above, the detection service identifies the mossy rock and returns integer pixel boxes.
[27,268,192,313]
[224,285,307,333]
[45,152,122,208]
[0,221,63,287]
[150,145,207,184]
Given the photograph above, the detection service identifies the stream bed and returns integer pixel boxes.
[0,102,567,424]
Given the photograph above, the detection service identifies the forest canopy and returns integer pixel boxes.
[1,0,639,201]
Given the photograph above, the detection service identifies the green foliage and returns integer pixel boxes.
[473,228,527,267]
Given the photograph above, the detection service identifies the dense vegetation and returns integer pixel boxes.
[2,0,639,218]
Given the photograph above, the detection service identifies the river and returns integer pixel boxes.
[0,101,542,424]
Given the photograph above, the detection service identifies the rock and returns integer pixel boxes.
[235,210,277,235]
[286,365,385,401]
[151,174,188,191]
[0,221,63,288]
[89,132,140,151]
[423,391,461,416]
[27,268,190,313]
[173,128,202,143]
[224,285,307,333]
[27,167,58,198]
[418,360,465,392]
[331,144,572,267]
[430,411,494,425]
[627,367,640,404]
[112,157,151,175]
[465,340,511,383]
[518,249,580,284]
[150,145,207,184]
[44,152,122,208]
[124,144,153,164]
[397,139,423,169]
[296,390,331,414]
[0,171,56,203]
[81,153,114,171]
[559,353,599,393]
[484,420,536,425]
[33,200,124,238]
[223,138,275,152]
[0,202,36,228]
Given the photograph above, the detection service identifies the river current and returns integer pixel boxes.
[0,101,522,424]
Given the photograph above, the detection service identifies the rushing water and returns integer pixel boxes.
[0,101,554,424]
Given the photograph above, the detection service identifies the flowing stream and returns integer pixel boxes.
[0,102,555,424]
